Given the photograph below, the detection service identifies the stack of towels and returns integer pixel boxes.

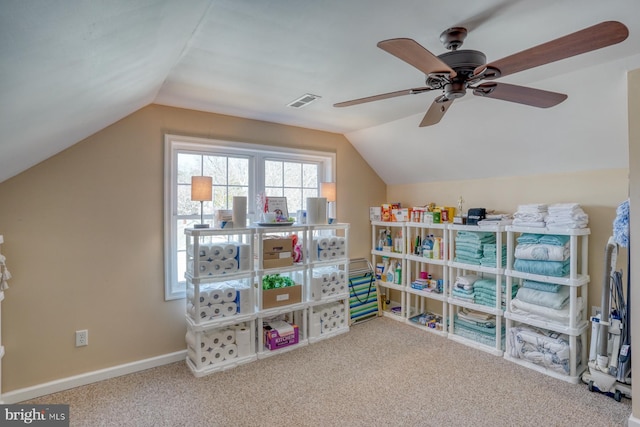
[513,233,571,277]
[512,204,548,227]
[473,278,517,310]
[451,274,479,302]
[454,231,496,265]
[510,279,583,327]
[545,203,588,230]
[451,274,517,310]
[480,243,507,268]
[512,203,589,229]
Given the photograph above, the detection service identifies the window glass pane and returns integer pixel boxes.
[229,158,249,185]
[177,153,202,184]
[283,162,301,187]
[265,187,283,197]
[204,156,227,185]
[284,188,302,213]
[303,163,318,188]
[212,186,228,209]
[265,160,282,186]
[178,184,200,215]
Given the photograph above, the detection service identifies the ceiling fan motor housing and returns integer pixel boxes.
[429,49,486,99]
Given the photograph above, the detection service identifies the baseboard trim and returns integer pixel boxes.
[2,350,187,404]
[629,414,640,427]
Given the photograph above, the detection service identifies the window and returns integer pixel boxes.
[164,134,334,300]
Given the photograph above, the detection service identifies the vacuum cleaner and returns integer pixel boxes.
[581,237,631,401]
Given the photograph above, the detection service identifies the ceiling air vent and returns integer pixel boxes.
[287,93,321,108]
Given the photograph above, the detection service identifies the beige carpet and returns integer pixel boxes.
[25,317,631,426]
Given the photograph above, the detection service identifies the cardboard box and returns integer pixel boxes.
[262,284,302,309]
[262,237,293,268]
[264,320,299,350]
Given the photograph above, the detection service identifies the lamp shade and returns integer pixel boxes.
[320,182,336,202]
[191,176,212,201]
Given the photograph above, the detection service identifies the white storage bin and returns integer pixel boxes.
[308,301,348,341]
[186,321,256,376]
[309,266,347,301]
[186,276,255,324]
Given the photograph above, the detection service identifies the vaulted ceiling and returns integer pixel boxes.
[2,0,640,184]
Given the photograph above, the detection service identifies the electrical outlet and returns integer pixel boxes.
[75,330,88,347]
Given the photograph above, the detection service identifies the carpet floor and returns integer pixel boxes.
[24,317,632,426]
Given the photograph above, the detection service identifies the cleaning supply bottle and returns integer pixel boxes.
[433,236,441,260]
[377,229,386,251]
[394,262,402,285]
[386,260,394,283]
[394,230,403,253]
[422,234,434,259]
[382,257,389,282]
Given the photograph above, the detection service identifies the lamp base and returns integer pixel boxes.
[194,224,210,229]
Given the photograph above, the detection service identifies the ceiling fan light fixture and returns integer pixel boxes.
[287,93,321,108]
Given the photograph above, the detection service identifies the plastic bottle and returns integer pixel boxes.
[433,237,441,260]
[394,230,403,253]
[422,234,434,259]
[394,262,402,285]
[377,230,386,251]
[386,262,394,284]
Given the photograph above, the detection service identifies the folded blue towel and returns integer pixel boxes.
[522,280,561,293]
[513,258,570,277]
[516,233,544,244]
[538,234,570,246]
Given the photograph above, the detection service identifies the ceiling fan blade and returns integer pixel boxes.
[378,38,457,78]
[475,21,628,79]
[333,87,431,107]
[420,98,454,127]
[473,82,567,108]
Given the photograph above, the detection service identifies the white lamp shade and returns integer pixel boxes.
[320,182,336,202]
[191,176,213,201]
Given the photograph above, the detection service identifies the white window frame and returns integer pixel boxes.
[164,134,335,300]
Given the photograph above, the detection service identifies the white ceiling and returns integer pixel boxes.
[2,0,640,184]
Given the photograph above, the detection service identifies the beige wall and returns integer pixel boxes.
[0,104,386,392]
[628,69,639,419]
[388,169,629,325]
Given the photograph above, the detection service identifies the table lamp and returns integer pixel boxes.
[320,182,336,223]
[191,176,212,228]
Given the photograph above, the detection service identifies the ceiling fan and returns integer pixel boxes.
[334,21,628,127]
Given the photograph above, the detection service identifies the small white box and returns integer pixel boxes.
[369,207,382,221]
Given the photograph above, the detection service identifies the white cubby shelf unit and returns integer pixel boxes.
[185,223,350,376]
